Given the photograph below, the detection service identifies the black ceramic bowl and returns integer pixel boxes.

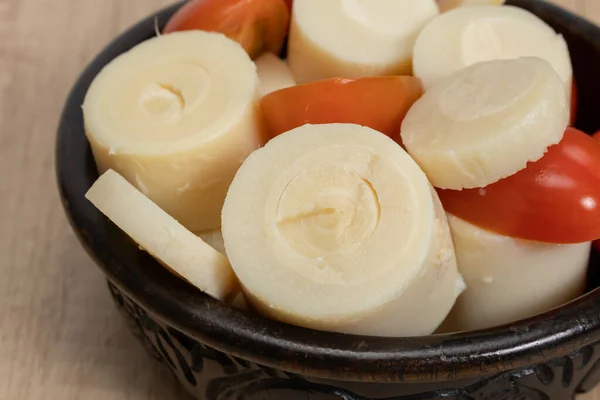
[56,1,600,398]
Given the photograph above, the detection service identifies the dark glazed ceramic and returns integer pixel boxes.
[56,0,600,398]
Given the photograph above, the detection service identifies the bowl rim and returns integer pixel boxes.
[56,0,600,383]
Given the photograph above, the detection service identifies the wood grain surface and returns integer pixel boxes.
[0,1,598,399]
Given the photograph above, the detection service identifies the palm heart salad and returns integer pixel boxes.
[82,0,600,336]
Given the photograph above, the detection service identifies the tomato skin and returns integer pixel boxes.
[437,127,600,244]
[260,76,423,142]
[163,0,290,59]
[591,132,600,251]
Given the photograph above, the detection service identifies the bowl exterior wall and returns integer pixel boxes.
[108,282,600,399]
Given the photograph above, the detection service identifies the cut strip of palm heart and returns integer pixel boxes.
[401,57,569,190]
[86,169,240,302]
[221,123,463,337]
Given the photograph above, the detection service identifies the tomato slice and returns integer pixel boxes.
[437,127,600,244]
[260,76,423,142]
[163,0,290,59]
[591,131,600,252]
[283,0,293,11]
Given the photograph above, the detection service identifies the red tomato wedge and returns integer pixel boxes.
[163,0,290,59]
[260,76,423,142]
[437,127,600,244]
[592,131,600,252]
[283,0,293,11]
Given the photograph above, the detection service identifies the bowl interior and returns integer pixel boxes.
[56,0,600,383]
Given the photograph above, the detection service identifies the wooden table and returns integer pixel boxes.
[1,0,599,399]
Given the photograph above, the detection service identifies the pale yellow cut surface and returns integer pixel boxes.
[401,58,568,190]
[221,123,462,337]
